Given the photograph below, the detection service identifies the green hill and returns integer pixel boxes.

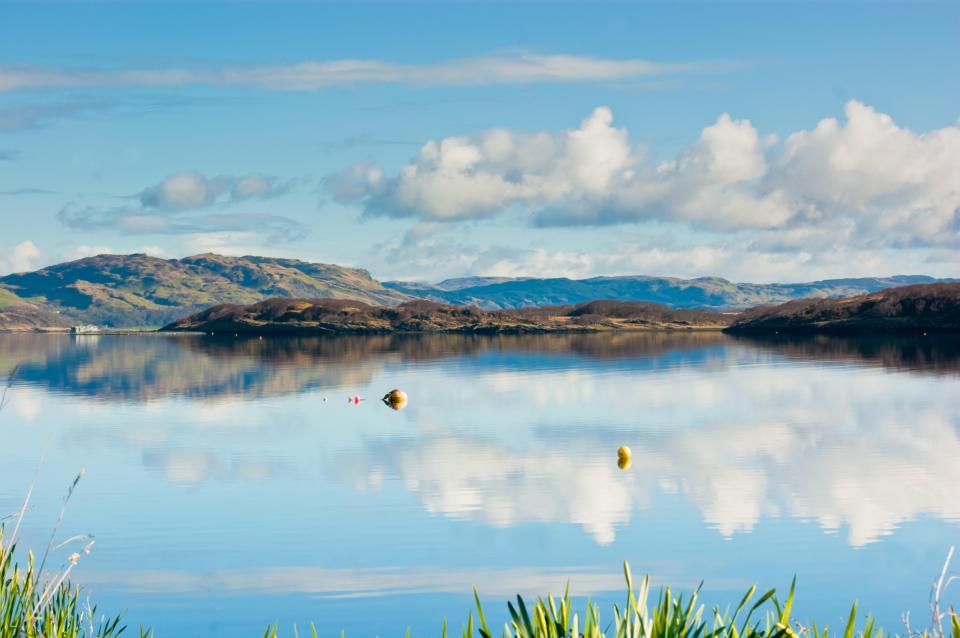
[0,253,412,327]
[0,287,25,309]
[0,285,71,331]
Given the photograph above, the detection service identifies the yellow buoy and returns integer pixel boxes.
[617,445,632,470]
[382,389,408,410]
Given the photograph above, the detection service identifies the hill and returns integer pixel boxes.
[0,287,25,309]
[162,298,733,334]
[384,275,952,310]
[725,283,960,334]
[0,287,71,332]
[0,253,412,327]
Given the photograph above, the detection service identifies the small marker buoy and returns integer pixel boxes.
[617,445,632,471]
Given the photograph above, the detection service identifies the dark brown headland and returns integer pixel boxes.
[161,298,734,334]
[725,283,960,334]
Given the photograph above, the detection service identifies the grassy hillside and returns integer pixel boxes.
[162,298,733,334]
[726,282,960,334]
[385,274,951,310]
[0,253,412,327]
[0,284,72,331]
[0,286,24,309]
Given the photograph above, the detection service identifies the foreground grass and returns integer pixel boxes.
[0,529,147,638]
[261,560,960,638]
[4,528,959,638]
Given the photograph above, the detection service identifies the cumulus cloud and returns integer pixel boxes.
[140,171,291,210]
[0,240,43,274]
[0,54,721,93]
[332,101,960,251]
[56,170,303,243]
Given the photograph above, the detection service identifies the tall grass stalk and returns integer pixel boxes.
[1,365,149,637]
[0,472,149,638]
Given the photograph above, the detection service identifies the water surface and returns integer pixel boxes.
[1,332,958,636]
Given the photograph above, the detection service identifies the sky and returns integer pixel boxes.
[0,1,958,283]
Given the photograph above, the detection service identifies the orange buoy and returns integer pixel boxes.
[382,389,408,410]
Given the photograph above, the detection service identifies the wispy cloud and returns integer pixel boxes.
[0,100,109,130]
[0,149,18,161]
[0,188,55,196]
[58,205,306,243]
[80,564,636,598]
[0,54,731,93]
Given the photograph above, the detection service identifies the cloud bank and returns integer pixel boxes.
[332,101,960,253]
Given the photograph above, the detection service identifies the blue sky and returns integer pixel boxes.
[1,1,958,282]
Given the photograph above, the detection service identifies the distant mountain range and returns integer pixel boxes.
[0,251,955,329]
[385,274,955,310]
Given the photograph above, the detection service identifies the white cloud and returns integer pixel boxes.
[334,101,960,251]
[330,107,636,221]
[0,54,720,93]
[136,245,168,257]
[61,244,113,262]
[179,231,262,256]
[140,171,290,210]
[0,240,43,274]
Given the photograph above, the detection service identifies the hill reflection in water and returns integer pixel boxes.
[3,331,958,402]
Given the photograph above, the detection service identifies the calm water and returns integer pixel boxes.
[1,332,958,636]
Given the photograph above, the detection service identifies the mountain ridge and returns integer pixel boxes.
[384,274,952,310]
